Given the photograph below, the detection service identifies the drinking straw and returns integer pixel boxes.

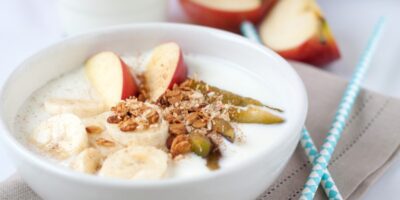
[240,21,343,200]
[241,21,263,44]
[301,129,342,200]
[299,17,386,200]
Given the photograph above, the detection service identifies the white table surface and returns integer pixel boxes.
[0,0,399,199]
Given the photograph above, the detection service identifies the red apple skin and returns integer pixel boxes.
[180,0,277,32]
[277,20,340,66]
[120,58,139,99]
[145,42,189,101]
[278,38,340,67]
[167,51,188,89]
[85,52,139,107]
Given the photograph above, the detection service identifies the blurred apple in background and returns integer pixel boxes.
[259,0,340,66]
[177,0,340,66]
[179,0,276,32]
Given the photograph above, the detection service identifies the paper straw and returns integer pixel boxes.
[240,21,263,43]
[301,128,343,200]
[240,21,343,200]
[299,17,386,200]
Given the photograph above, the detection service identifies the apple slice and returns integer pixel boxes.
[144,42,188,102]
[85,51,138,107]
[259,0,340,66]
[180,0,276,32]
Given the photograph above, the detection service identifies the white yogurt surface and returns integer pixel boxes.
[14,53,288,179]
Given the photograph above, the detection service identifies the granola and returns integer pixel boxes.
[96,138,115,147]
[107,98,161,132]
[170,134,191,157]
[103,79,283,169]
[85,125,103,134]
[156,80,232,158]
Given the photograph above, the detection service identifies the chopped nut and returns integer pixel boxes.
[167,96,182,105]
[111,102,129,116]
[157,95,169,107]
[186,112,199,124]
[107,115,122,124]
[120,118,138,132]
[179,79,192,89]
[96,138,115,147]
[169,123,187,135]
[166,89,181,97]
[165,113,179,123]
[192,119,207,128]
[85,125,103,134]
[147,110,160,124]
[170,135,191,157]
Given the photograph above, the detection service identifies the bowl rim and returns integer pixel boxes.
[0,22,308,188]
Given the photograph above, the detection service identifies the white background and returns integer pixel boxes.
[0,0,399,199]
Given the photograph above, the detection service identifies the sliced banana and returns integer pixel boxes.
[31,113,88,159]
[83,113,124,157]
[99,146,168,180]
[71,148,103,174]
[44,98,106,118]
[105,113,169,149]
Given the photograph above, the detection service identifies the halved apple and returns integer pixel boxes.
[85,52,138,107]
[144,42,188,102]
[259,0,340,66]
[180,0,276,32]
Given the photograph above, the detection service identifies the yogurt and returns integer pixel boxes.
[14,53,286,179]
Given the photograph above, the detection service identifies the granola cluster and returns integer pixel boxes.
[105,79,233,161]
[157,80,231,157]
[137,74,150,102]
[169,134,191,157]
[107,98,160,132]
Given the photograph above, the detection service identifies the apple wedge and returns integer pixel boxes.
[144,42,188,102]
[180,0,276,32]
[85,51,138,107]
[259,0,340,66]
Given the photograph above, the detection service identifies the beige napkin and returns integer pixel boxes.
[1,62,400,200]
[258,62,400,200]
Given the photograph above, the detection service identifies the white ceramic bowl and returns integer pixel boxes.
[0,23,307,200]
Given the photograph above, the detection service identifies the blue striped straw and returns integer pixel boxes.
[301,128,342,200]
[240,21,343,200]
[299,17,386,200]
[241,21,263,43]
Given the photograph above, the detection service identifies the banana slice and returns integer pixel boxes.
[83,113,124,157]
[44,98,106,118]
[71,148,103,174]
[31,113,88,159]
[105,113,169,149]
[99,146,168,180]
